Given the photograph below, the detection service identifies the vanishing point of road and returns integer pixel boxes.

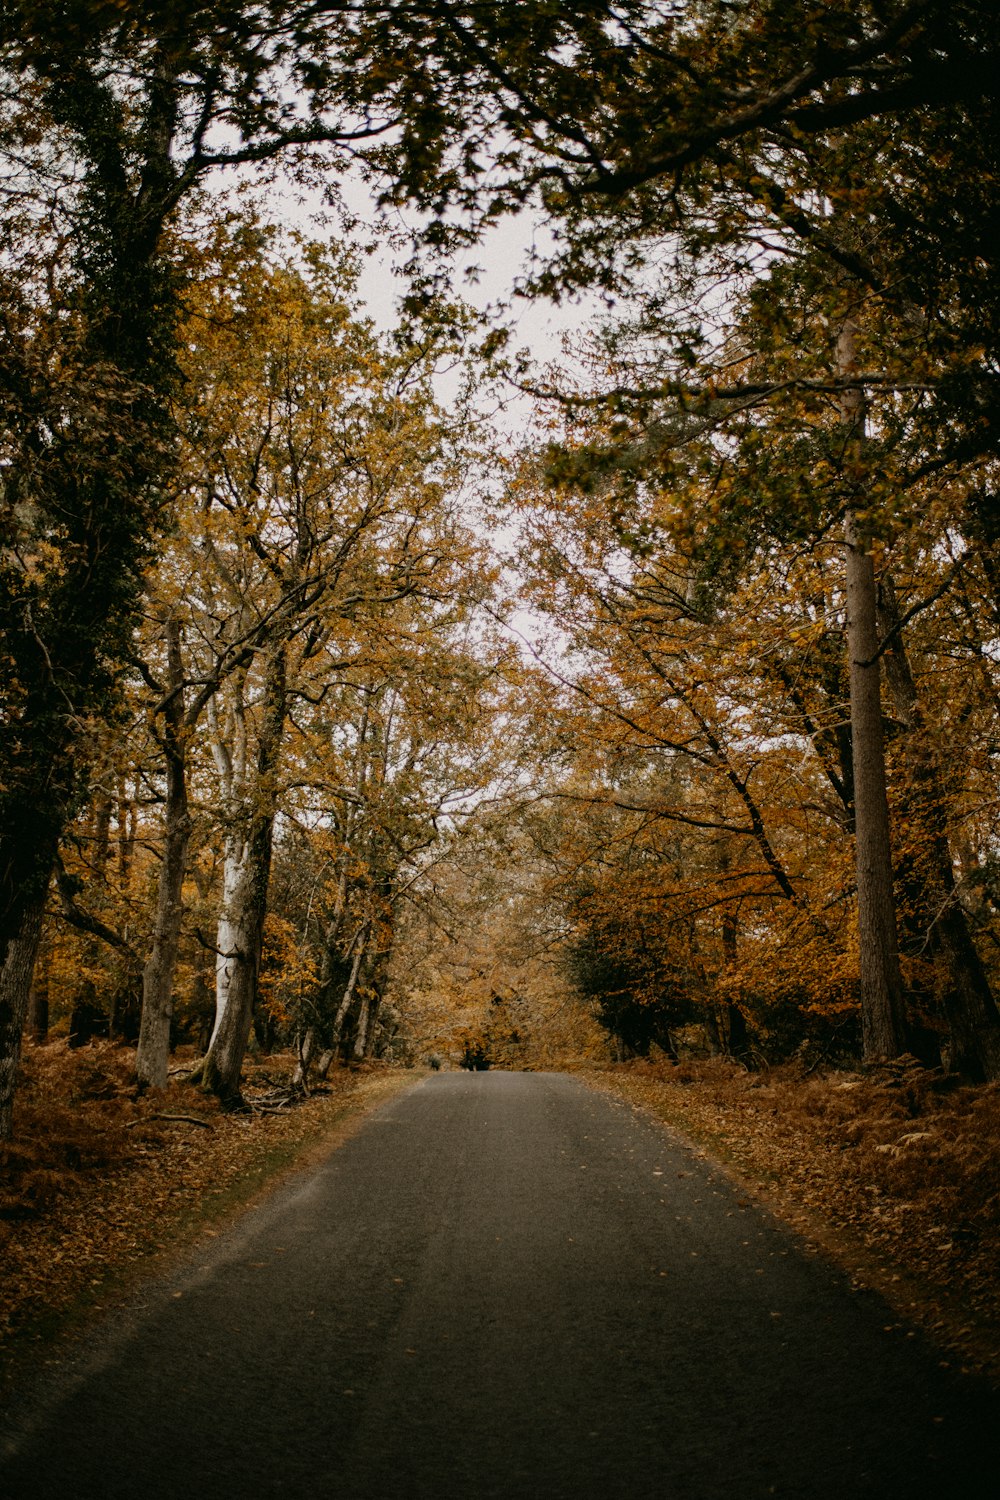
[2,1071,997,1499]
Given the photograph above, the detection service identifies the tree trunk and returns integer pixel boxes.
[69,789,113,1038]
[331,929,369,1056]
[137,616,192,1089]
[371,1003,401,1061]
[69,982,105,1048]
[717,843,750,1059]
[352,986,372,1061]
[292,1027,318,1090]
[28,950,50,1045]
[0,896,47,1139]
[0,44,185,1138]
[360,942,392,1060]
[878,576,1000,1079]
[117,774,136,891]
[838,320,909,1062]
[362,995,383,1058]
[314,1047,336,1081]
[209,830,251,1056]
[844,523,909,1059]
[198,910,261,1106]
[197,643,286,1106]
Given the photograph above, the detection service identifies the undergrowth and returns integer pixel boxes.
[0,1046,218,1223]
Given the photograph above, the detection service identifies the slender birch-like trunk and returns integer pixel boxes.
[210,830,251,1055]
[137,617,193,1088]
[330,926,369,1053]
[198,644,287,1105]
[292,1026,319,1091]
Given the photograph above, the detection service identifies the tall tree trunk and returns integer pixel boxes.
[117,774,136,892]
[717,841,750,1059]
[137,617,192,1089]
[838,320,909,1062]
[371,1002,401,1061]
[314,1046,337,1081]
[878,576,1000,1079]
[197,644,287,1106]
[200,865,274,1109]
[0,895,47,1139]
[64,788,113,1038]
[844,523,909,1059]
[0,39,190,1137]
[331,927,369,1056]
[293,873,351,1090]
[209,830,250,1056]
[360,941,394,1059]
[353,925,393,1062]
[28,954,50,1045]
[292,876,357,1089]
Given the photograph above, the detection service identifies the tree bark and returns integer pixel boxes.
[292,1026,319,1090]
[197,643,287,1106]
[877,576,1000,1079]
[360,938,395,1059]
[137,616,193,1089]
[838,320,909,1062]
[314,1047,337,1081]
[717,842,750,1059]
[330,927,369,1056]
[0,895,47,1139]
[28,962,50,1045]
[292,884,351,1089]
[209,830,251,1059]
[351,985,372,1061]
[844,523,909,1059]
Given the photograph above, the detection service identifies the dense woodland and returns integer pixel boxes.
[2,1,1000,1138]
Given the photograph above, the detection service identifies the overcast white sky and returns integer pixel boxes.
[299,171,597,366]
[262,168,597,651]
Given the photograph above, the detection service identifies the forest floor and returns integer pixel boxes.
[589,1054,1000,1385]
[2,1043,999,1396]
[0,1040,416,1401]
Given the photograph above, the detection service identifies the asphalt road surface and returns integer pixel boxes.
[2,1071,998,1499]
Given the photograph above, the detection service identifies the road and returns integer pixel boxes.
[1,1070,997,1498]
